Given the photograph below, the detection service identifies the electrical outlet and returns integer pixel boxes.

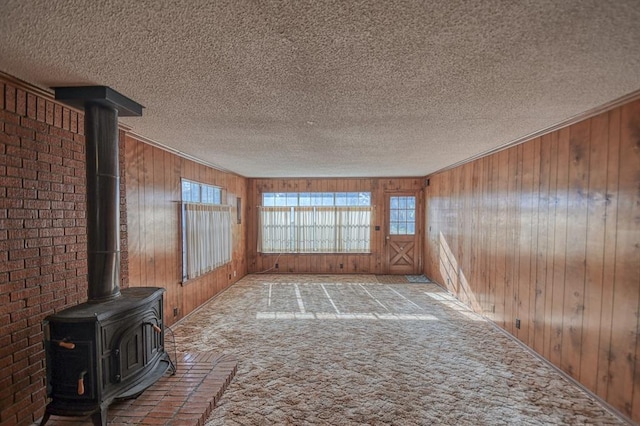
[515,318,521,329]
[173,307,178,317]
[339,263,343,269]
[234,270,236,277]
[275,263,279,269]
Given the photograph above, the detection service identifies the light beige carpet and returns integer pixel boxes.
[172,274,625,425]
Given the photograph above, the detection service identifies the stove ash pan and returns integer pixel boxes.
[40,287,172,426]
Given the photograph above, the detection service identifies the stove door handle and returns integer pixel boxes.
[58,341,75,350]
[78,370,87,395]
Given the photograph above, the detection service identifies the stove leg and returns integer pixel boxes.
[38,411,50,426]
[91,405,108,426]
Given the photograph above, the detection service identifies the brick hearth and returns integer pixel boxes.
[35,352,237,426]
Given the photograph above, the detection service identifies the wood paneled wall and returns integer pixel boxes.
[424,99,640,422]
[247,178,424,274]
[123,134,248,325]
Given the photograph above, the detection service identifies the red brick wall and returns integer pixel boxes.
[0,77,128,425]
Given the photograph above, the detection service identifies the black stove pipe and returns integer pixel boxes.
[85,102,121,302]
[55,86,143,303]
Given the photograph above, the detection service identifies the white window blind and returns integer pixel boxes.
[184,203,232,280]
[259,206,371,253]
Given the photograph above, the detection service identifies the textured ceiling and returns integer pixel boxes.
[1,1,640,178]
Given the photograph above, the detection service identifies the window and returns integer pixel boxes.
[182,180,222,204]
[389,196,416,235]
[262,192,371,207]
[181,179,231,282]
[258,192,372,253]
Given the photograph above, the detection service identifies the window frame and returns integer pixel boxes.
[258,191,373,254]
[388,195,416,236]
[180,179,229,283]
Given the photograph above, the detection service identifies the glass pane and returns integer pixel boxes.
[202,186,211,203]
[214,188,222,204]
[263,193,275,206]
[274,193,287,206]
[398,197,406,209]
[347,193,358,206]
[192,183,201,202]
[390,197,399,209]
[398,223,407,234]
[286,193,298,206]
[311,193,323,206]
[322,193,333,206]
[390,210,399,221]
[398,210,406,221]
[335,192,347,206]
[407,222,416,234]
[407,197,416,209]
[390,223,398,234]
[299,193,311,206]
[181,181,190,201]
[359,192,371,206]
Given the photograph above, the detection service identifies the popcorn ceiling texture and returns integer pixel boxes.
[1,0,639,177]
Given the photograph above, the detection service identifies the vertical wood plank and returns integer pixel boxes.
[518,140,535,345]
[534,134,551,354]
[470,160,482,311]
[481,156,490,315]
[561,119,591,377]
[487,153,499,321]
[543,131,560,359]
[124,136,141,287]
[142,143,155,286]
[596,108,621,400]
[461,162,475,309]
[527,137,541,348]
[550,127,571,366]
[153,148,168,311]
[494,150,509,328]
[169,151,181,321]
[510,145,522,338]
[579,113,609,391]
[504,146,519,334]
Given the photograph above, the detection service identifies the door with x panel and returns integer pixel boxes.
[385,193,421,274]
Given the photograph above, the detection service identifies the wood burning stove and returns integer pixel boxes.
[40,87,173,426]
[42,288,170,425]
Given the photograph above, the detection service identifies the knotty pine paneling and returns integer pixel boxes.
[123,134,248,326]
[424,98,640,423]
[246,178,424,274]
